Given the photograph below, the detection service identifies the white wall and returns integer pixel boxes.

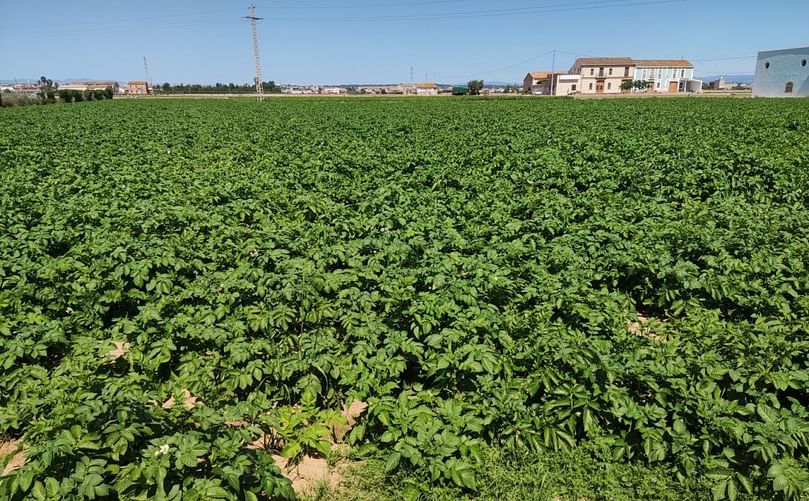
[753,47,809,97]
[554,76,581,95]
[634,67,694,92]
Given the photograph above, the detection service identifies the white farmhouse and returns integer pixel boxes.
[561,57,702,95]
[633,60,700,93]
[753,46,809,97]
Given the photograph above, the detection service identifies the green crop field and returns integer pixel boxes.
[1,97,809,500]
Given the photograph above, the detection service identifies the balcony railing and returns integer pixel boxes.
[587,70,633,78]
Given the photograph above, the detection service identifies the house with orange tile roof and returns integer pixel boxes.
[523,72,549,94]
[128,81,150,95]
[569,57,636,95]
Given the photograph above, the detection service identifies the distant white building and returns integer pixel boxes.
[709,76,728,90]
[753,46,809,97]
[415,82,439,95]
[60,81,121,93]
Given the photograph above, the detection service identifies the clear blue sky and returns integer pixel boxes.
[1,0,807,85]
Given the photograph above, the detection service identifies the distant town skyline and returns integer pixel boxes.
[1,0,807,85]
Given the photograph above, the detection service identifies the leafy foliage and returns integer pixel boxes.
[1,97,809,499]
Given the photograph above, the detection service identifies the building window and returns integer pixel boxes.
[786,82,794,93]
[607,82,612,90]
[590,68,594,75]
[681,69,685,78]
[625,66,630,76]
[765,62,770,69]
[609,68,613,75]
[802,59,807,67]
[589,83,593,90]
[572,84,577,91]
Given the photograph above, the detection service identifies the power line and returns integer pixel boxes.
[691,55,757,62]
[268,0,473,10]
[12,0,684,38]
[14,18,243,39]
[15,8,245,30]
[268,0,687,22]
[557,49,594,58]
[437,49,557,79]
[435,46,601,81]
[14,0,475,30]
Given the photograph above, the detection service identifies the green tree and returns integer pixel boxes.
[38,76,58,103]
[620,80,634,92]
[633,80,651,92]
[467,80,484,96]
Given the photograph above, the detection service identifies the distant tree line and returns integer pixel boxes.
[59,88,114,103]
[158,81,281,94]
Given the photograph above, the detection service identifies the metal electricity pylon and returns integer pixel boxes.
[244,4,264,101]
[143,57,153,95]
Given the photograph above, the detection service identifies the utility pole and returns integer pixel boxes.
[244,4,264,101]
[410,66,414,84]
[550,49,556,96]
[143,56,153,95]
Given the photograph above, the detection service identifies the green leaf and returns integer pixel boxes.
[385,452,401,473]
[280,441,302,459]
[45,478,61,497]
[771,474,788,492]
[458,468,476,490]
[735,473,752,494]
[31,481,46,501]
[726,479,737,501]
[711,480,727,501]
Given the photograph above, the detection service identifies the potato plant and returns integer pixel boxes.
[1,97,809,499]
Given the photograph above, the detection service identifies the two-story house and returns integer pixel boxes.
[634,60,695,93]
[523,72,552,94]
[569,57,635,94]
[128,81,150,95]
